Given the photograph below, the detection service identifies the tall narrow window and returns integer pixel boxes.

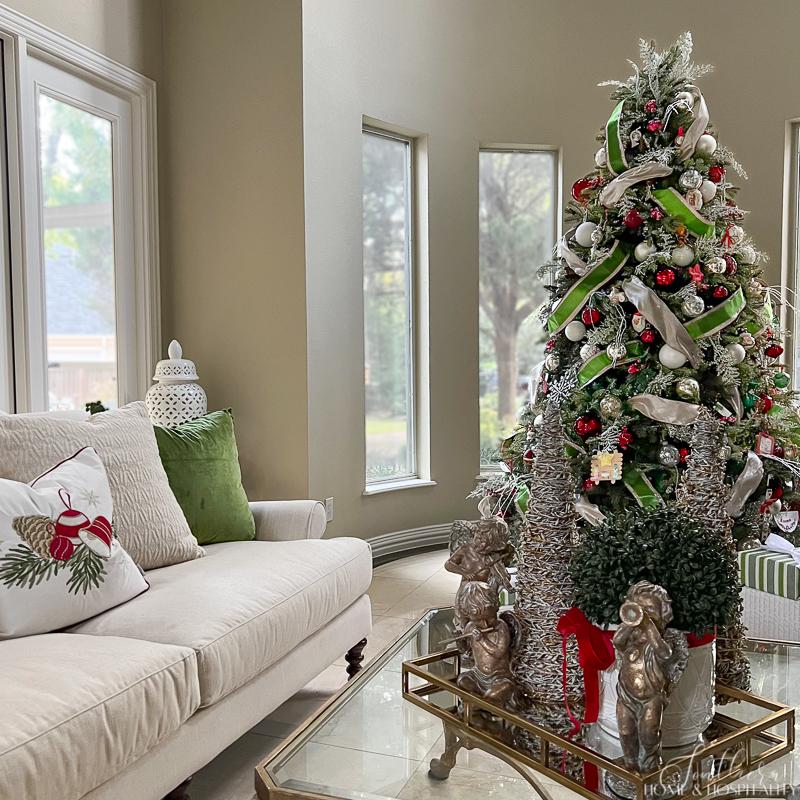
[479,148,558,468]
[791,123,800,380]
[362,128,416,484]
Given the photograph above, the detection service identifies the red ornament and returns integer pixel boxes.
[581,308,601,325]
[708,165,725,184]
[623,209,644,229]
[655,268,676,287]
[772,485,785,500]
[723,254,737,275]
[646,119,662,133]
[618,426,634,449]
[55,508,90,540]
[650,207,664,221]
[712,286,729,300]
[644,99,658,114]
[571,177,600,206]
[640,329,656,344]
[765,344,784,358]
[679,447,690,464]
[688,264,704,284]
[582,478,596,492]
[545,339,555,351]
[759,395,774,414]
[774,446,785,459]
[627,361,641,374]
[523,448,535,463]
[49,535,75,562]
[575,415,600,438]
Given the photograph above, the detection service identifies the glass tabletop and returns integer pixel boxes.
[258,609,800,800]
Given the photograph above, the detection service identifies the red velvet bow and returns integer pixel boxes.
[556,607,616,737]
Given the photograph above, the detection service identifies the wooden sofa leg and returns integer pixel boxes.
[345,638,368,679]
[162,776,192,799]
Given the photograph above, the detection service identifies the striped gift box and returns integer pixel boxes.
[738,549,800,601]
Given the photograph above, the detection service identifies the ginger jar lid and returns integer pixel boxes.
[152,340,200,383]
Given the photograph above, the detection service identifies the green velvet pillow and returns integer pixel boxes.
[154,410,255,545]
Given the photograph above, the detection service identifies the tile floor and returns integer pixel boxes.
[191,549,457,800]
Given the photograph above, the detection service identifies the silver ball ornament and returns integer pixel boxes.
[739,244,756,265]
[659,344,688,369]
[544,353,560,372]
[599,394,623,420]
[564,320,587,342]
[700,180,717,203]
[671,245,695,267]
[595,147,607,167]
[740,332,756,349]
[695,133,717,156]
[706,257,727,275]
[634,241,657,262]
[575,221,598,248]
[606,342,628,360]
[580,343,599,361]
[675,377,700,401]
[678,168,703,191]
[725,342,746,364]
[681,295,705,317]
[658,444,681,468]
[590,226,604,245]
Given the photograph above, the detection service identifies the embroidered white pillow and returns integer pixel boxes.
[0,447,149,638]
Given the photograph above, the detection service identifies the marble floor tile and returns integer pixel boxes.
[375,551,445,582]
[382,588,454,621]
[397,761,534,800]
[369,576,425,614]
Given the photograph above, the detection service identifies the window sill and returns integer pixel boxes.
[363,478,437,496]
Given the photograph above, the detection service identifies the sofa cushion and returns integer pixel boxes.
[0,402,204,569]
[70,538,373,706]
[0,633,199,800]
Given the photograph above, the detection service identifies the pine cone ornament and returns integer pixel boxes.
[12,515,56,559]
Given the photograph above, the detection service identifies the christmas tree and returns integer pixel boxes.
[496,33,800,554]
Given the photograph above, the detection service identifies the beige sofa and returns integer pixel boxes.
[0,499,373,800]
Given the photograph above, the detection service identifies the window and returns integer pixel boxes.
[362,128,416,485]
[791,123,800,379]
[479,147,559,467]
[0,9,159,413]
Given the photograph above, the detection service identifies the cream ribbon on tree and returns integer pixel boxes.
[599,162,673,208]
[676,85,710,163]
[575,495,606,526]
[558,227,589,276]
[725,451,764,518]
[628,394,701,425]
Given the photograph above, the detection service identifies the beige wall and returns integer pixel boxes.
[3,0,161,78]
[159,0,310,500]
[303,0,800,540]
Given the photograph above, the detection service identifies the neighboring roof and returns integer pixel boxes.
[45,246,114,336]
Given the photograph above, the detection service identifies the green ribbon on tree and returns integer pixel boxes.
[744,293,773,337]
[605,100,629,175]
[577,340,645,387]
[547,241,630,334]
[684,287,746,339]
[651,187,715,238]
[515,485,529,514]
[623,465,663,508]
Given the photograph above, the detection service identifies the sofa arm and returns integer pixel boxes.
[249,500,327,541]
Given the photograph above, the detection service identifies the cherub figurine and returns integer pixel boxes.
[445,511,512,640]
[613,581,689,772]
[455,581,517,706]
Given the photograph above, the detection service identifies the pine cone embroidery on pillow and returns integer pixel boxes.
[12,515,55,559]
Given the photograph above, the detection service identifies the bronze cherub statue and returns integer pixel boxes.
[445,510,513,644]
[613,581,689,773]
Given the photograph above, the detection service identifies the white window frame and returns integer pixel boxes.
[786,121,800,381]
[477,143,562,475]
[0,7,159,412]
[362,123,434,494]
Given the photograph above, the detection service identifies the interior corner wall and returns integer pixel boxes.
[303,0,800,541]
[159,0,310,501]
[1,0,162,79]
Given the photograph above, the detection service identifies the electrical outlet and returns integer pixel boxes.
[324,497,334,522]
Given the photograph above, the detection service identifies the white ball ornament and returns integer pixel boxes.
[671,245,695,267]
[727,225,745,245]
[634,241,657,262]
[685,189,703,210]
[725,342,747,365]
[700,180,717,203]
[739,244,756,265]
[659,344,688,369]
[606,342,628,360]
[575,221,598,248]
[706,257,727,275]
[580,343,599,361]
[595,147,607,168]
[534,414,544,427]
[565,320,587,342]
[695,133,718,156]
[770,499,783,516]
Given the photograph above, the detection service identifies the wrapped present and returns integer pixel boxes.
[738,548,800,601]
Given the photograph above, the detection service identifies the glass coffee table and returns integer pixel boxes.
[256,609,799,800]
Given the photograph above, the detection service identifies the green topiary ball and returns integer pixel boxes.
[570,506,740,635]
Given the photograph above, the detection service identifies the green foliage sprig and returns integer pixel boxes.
[570,507,740,634]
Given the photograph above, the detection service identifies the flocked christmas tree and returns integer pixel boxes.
[513,400,583,718]
[490,34,800,690]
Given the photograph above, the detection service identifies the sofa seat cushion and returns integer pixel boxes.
[0,634,199,800]
[70,538,373,706]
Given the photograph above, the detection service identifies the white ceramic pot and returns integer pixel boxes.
[598,638,715,746]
